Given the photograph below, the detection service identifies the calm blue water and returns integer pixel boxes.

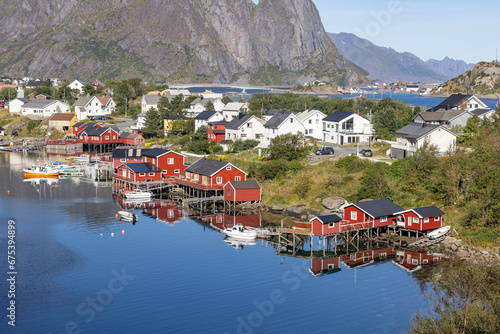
[0,152,434,333]
[188,85,499,110]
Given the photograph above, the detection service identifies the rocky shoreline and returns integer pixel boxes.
[435,236,500,266]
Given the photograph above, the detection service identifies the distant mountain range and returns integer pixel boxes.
[437,62,500,98]
[329,32,474,83]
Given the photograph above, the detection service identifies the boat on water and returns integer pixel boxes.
[24,165,60,178]
[50,161,76,170]
[123,189,154,200]
[222,224,258,240]
[117,211,138,222]
[23,176,59,185]
[224,236,257,250]
[427,226,451,240]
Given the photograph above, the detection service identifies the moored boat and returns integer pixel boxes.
[24,165,60,178]
[427,226,451,240]
[123,189,154,200]
[222,224,258,240]
[117,211,138,222]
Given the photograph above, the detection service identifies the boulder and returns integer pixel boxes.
[286,205,307,215]
[321,197,346,210]
[271,205,284,211]
[451,243,458,252]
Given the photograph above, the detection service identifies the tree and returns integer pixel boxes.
[205,100,215,111]
[191,126,208,141]
[157,96,170,119]
[171,119,190,135]
[222,96,232,105]
[0,87,16,100]
[268,132,308,161]
[142,108,163,138]
[357,162,393,199]
[82,84,95,96]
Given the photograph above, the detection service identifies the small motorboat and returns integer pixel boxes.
[117,211,138,222]
[24,165,60,178]
[427,226,451,240]
[222,224,257,240]
[124,189,154,200]
[224,236,257,250]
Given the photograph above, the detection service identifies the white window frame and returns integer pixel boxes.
[120,158,126,162]
[227,188,231,196]
[235,176,241,181]
[174,169,180,173]
[435,216,440,221]
[413,217,418,224]
[351,211,357,220]
[149,172,155,176]
[329,222,335,228]
[139,172,145,176]
[168,158,174,165]
[380,216,387,222]
[216,177,223,184]
[424,218,429,223]
[226,166,231,170]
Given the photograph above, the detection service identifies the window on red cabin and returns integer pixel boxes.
[168,158,174,164]
[435,216,440,221]
[351,211,357,220]
[424,218,429,223]
[139,173,145,176]
[105,136,109,140]
[226,166,231,170]
[227,188,231,196]
[380,216,387,222]
[216,177,222,184]
[235,176,240,181]
[329,222,335,228]
[149,172,154,176]
[174,169,180,173]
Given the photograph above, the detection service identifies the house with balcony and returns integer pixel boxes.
[112,148,149,169]
[115,162,162,183]
[225,114,265,142]
[74,95,114,120]
[394,206,444,231]
[390,123,458,159]
[142,148,187,178]
[343,198,404,229]
[322,111,373,145]
[413,110,473,129]
[261,112,305,147]
[207,120,227,143]
[297,109,326,140]
[183,158,246,190]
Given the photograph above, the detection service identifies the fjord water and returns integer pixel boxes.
[0,152,432,334]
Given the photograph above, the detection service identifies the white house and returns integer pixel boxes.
[296,109,326,140]
[194,110,224,131]
[406,85,419,93]
[430,93,488,112]
[199,90,223,99]
[74,96,114,120]
[413,110,473,129]
[68,79,91,94]
[141,95,175,114]
[322,111,373,145]
[184,97,224,118]
[222,102,248,121]
[136,113,147,131]
[8,98,29,114]
[391,123,458,159]
[262,112,305,147]
[22,100,70,120]
[225,114,266,142]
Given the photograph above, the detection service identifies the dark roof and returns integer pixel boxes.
[80,124,114,136]
[352,198,404,218]
[323,111,354,122]
[470,108,491,116]
[413,206,445,217]
[185,158,229,176]
[0,126,4,130]
[165,115,186,120]
[195,110,217,120]
[226,113,253,130]
[315,214,342,224]
[208,120,228,125]
[142,148,171,158]
[263,108,282,116]
[264,112,292,128]
[112,148,148,159]
[395,122,441,139]
[25,80,43,87]
[213,130,226,134]
[228,180,260,190]
[126,162,161,173]
[430,93,471,111]
[119,132,131,138]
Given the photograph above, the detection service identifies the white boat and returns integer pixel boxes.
[123,189,154,200]
[222,224,258,240]
[50,161,76,170]
[427,226,451,240]
[224,236,257,250]
[24,165,60,178]
[117,211,138,222]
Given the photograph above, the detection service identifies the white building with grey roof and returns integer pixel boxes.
[261,112,305,147]
[21,100,70,120]
[225,113,265,142]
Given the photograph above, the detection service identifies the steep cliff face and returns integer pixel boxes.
[0,0,368,85]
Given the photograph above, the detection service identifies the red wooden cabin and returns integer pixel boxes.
[112,148,148,169]
[207,121,227,143]
[310,214,342,235]
[119,132,145,146]
[223,180,261,203]
[115,162,162,182]
[342,198,404,228]
[184,158,246,189]
[394,206,444,231]
[142,148,187,178]
[77,124,120,144]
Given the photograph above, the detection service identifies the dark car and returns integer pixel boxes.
[359,149,373,157]
[315,146,334,155]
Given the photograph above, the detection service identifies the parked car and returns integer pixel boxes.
[315,146,334,155]
[359,149,373,157]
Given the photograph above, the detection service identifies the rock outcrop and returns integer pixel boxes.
[0,0,368,85]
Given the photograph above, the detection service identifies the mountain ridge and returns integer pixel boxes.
[0,0,368,86]
[329,32,474,83]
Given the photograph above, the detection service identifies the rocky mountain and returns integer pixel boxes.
[437,62,500,98]
[329,32,474,83]
[0,0,368,86]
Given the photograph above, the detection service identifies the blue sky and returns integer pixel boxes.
[313,0,499,64]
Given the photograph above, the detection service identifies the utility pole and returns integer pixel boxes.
[369,109,372,148]
[125,97,127,116]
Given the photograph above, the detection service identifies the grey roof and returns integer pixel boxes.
[228,180,260,190]
[126,162,161,173]
[185,158,229,176]
[74,96,93,107]
[415,111,469,122]
[413,206,445,217]
[316,214,342,224]
[208,120,228,125]
[226,113,253,130]
[470,108,491,116]
[352,198,404,218]
[143,95,161,105]
[112,148,148,159]
[323,111,354,122]
[430,93,472,111]
[142,148,171,158]
[23,99,58,108]
[395,123,441,139]
[264,112,292,128]
[25,80,43,87]
[76,79,91,86]
[195,110,217,120]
